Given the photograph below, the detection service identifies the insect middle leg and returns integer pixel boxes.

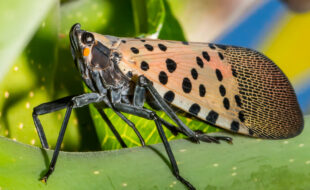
[95,107,127,148]
[101,96,146,146]
[32,93,106,182]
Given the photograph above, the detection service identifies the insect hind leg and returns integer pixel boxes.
[194,130,233,144]
[160,119,233,144]
[112,102,195,189]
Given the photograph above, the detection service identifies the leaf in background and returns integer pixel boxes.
[158,0,186,41]
[0,0,56,82]
[0,116,309,189]
[131,0,165,37]
[0,1,83,151]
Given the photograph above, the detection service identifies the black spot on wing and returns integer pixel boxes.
[131,47,139,54]
[235,95,242,107]
[164,91,175,103]
[239,111,245,122]
[144,44,154,51]
[166,58,177,73]
[218,52,224,60]
[215,44,227,50]
[191,68,198,80]
[231,121,240,132]
[159,71,168,85]
[215,69,223,81]
[206,110,219,124]
[196,56,204,68]
[219,85,226,96]
[182,77,192,93]
[189,103,201,116]
[140,61,149,71]
[158,44,167,51]
[223,98,230,110]
[199,84,206,97]
[121,40,126,43]
[209,44,216,49]
[202,51,210,61]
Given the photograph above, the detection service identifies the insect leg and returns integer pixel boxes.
[153,116,195,190]
[41,102,73,182]
[137,76,199,142]
[102,96,146,146]
[33,96,74,149]
[95,107,127,148]
[33,93,106,182]
[160,119,232,144]
[112,103,195,189]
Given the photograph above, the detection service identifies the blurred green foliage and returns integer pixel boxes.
[0,0,218,151]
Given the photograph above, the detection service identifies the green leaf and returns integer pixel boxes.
[131,0,165,37]
[158,0,186,41]
[0,115,309,189]
[0,0,56,82]
[0,1,86,151]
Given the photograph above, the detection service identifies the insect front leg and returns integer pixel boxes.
[32,93,106,182]
[112,102,195,190]
[33,96,74,149]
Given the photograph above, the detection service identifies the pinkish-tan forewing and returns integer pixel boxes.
[114,37,303,139]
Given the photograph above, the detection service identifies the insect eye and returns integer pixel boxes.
[81,32,94,45]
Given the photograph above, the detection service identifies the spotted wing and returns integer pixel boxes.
[116,38,303,139]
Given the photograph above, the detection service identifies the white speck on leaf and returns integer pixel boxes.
[26,102,30,109]
[179,149,187,152]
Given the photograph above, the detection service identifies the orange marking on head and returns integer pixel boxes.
[83,48,90,56]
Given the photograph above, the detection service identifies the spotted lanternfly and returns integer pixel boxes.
[32,23,303,190]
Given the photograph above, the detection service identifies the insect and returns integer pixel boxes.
[32,23,303,190]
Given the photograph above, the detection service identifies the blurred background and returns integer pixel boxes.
[0,0,309,151]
